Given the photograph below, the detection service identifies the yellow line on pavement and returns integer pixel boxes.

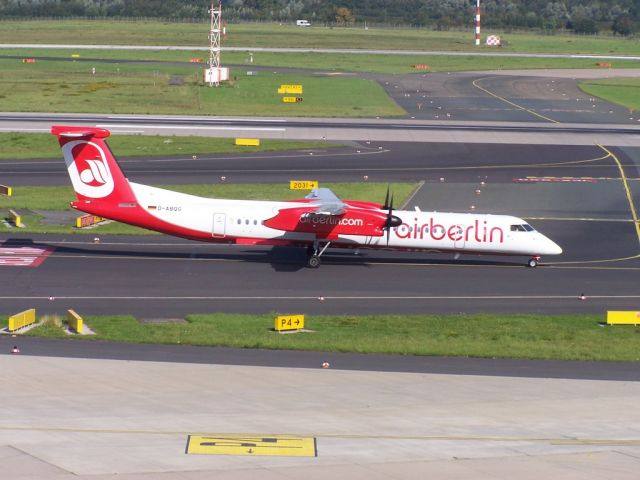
[598,144,640,246]
[472,77,560,123]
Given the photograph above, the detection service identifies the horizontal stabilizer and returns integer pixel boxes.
[51,126,111,139]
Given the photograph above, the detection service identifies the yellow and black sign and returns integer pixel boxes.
[278,84,303,94]
[289,180,318,190]
[282,96,303,103]
[275,314,305,331]
[186,434,316,457]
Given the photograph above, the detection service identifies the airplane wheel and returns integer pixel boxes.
[527,258,538,268]
[308,255,321,268]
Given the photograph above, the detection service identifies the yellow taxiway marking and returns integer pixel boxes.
[185,434,316,457]
[597,144,640,247]
[472,77,560,124]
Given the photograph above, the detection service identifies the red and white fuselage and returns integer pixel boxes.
[52,126,562,266]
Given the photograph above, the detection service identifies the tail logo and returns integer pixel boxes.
[62,140,115,198]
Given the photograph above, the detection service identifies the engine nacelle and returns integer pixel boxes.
[264,206,389,238]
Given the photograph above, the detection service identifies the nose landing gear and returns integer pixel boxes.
[527,256,540,268]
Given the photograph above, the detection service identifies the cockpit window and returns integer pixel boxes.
[511,224,535,232]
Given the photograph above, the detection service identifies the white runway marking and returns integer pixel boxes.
[1,295,640,300]
[0,246,54,267]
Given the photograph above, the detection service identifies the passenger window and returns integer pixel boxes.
[245,219,249,225]
[253,220,258,225]
[237,219,241,225]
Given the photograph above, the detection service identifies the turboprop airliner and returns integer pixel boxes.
[52,126,562,268]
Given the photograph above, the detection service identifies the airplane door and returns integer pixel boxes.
[212,213,226,238]
[453,225,465,249]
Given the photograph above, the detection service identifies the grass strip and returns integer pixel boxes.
[0,58,405,116]
[1,20,639,56]
[3,47,640,74]
[0,132,343,160]
[13,313,640,362]
[579,77,640,112]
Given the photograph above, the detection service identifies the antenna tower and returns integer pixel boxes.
[206,1,228,86]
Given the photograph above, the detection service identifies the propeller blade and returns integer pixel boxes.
[383,185,390,210]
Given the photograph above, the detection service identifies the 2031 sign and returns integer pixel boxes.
[289,181,318,190]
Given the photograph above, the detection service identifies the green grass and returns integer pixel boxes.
[10,313,640,362]
[579,78,640,112]
[0,133,342,160]
[231,51,640,73]
[1,20,638,56]
[1,182,416,234]
[0,58,404,116]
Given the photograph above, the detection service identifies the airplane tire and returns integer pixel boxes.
[308,255,321,268]
[527,258,538,268]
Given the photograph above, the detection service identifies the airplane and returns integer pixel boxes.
[51,125,562,268]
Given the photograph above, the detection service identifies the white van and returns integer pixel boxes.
[296,20,311,27]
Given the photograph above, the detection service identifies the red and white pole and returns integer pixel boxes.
[475,0,481,46]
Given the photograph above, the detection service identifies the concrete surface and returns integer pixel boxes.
[2,355,639,479]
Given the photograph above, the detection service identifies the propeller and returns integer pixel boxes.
[382,191,402,245]
[382,185,391,210]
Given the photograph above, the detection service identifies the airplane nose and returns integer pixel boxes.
[544,237,563,255]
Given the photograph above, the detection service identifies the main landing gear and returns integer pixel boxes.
[307,241,331,268]
[527,256,540,268]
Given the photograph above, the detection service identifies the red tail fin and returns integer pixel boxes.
[51,126,136,205]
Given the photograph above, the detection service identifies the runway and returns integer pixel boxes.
[1,111,639,146]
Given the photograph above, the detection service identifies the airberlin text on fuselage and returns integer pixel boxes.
[300,214,364,226]
[396,217,504,243]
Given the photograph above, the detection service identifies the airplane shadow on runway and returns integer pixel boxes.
[2,238,519,271]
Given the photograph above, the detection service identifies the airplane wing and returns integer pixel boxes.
[264,187,390,237]
[304,188,346,215]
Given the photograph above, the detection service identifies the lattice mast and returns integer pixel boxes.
[208,1,222,86]
[475,0,481,46]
